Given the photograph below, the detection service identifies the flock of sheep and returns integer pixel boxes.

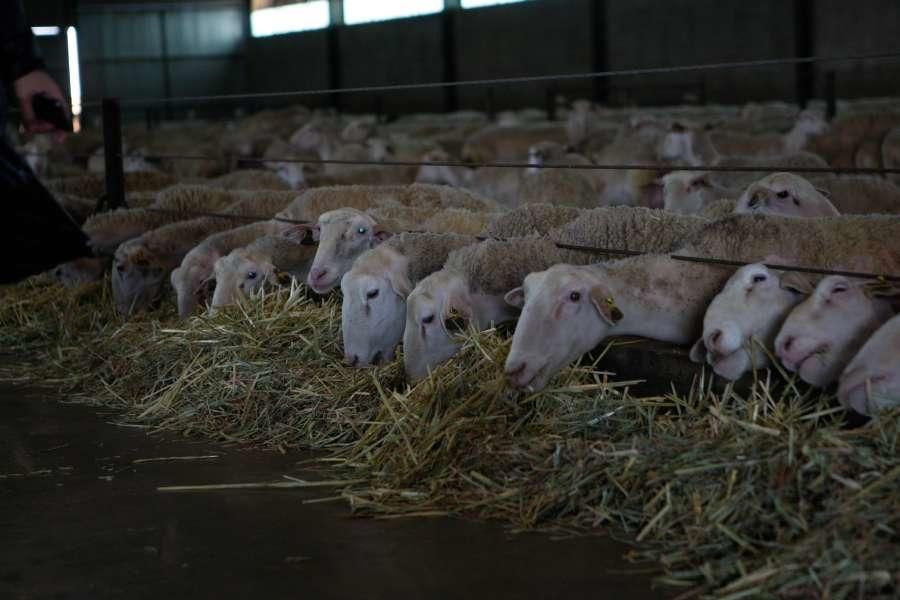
[18,95,900,418]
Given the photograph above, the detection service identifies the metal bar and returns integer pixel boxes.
[441,4,459,113]
[123,153,900,175]
[589,0,609,105]
[825,70,837,120]
[101,98,126,210]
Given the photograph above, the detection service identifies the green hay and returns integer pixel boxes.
[1,278,897,597]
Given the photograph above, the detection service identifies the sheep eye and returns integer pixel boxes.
[832,285,848,294]
[748,193,762,208]
[357,227,367,235]
[422,315,435,325]
[693,178,708,188]
[366,289,379,300]
[752,274,767,283]
[776,190,790,199]
[247,271,257,280]
[569,291,581,302]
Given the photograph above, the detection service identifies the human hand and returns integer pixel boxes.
[14,69,70,142]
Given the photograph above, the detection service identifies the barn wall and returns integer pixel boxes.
[20,1,900,120]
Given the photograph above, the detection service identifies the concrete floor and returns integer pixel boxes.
[0,384,666,600]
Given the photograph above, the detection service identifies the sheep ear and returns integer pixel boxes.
[779,272,815,295]
[281,224,312,244]
[816,187,832,199]
[504,286,525,308]
[588,284,623,325]
[386,265,413,298]
[689,338,707,363]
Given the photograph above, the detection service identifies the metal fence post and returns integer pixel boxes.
[102,98,126,211]
[825,70,837,121]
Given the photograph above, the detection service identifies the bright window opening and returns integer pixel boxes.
[461,0,530,8]
[66,26,82,132]
[343,0,443,25]
[250,1,330,37]
[32,26,61,36]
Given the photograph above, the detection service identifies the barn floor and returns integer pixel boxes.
[0,384,665,600]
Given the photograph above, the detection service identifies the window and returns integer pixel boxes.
[250,0,330,37]
[343,0,443,26]
[66,27,82,131]
[461,0,530,8]
[32,26,61,36]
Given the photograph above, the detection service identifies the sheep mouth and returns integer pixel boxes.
[794,344,830,375]
[508,363,548,391]
[708,349,749,379]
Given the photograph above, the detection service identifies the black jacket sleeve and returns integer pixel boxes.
[0,0,46,84]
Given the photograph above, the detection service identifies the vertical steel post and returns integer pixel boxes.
[825,70,837,121]
[102,98,126,210]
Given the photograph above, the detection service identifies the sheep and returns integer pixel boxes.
[461,122,568,164]
[817,175,900,215]
[367,205,496,237]
[591,117,667,206]
[404,237,563,381]
[51,203,220,288]
[277,183,497,224]
[661,171,739,215]
[549,206,711,265]
[151,184,242,213]
[688,264,809,380]
[171,220,292,317]
[504,212,900,391]
[774,276,898,387]
[305,208,395,294]
[504,257,729,391]
[838,314,900,416]
[44,171,178,199]
[414,148,523,208]
[341,232,478,368]
[54,194,96,225]
[112,193,297,316]
[517,168,602,210]
[708,110,828,157]
[481,203,583,238]
[882,126,900,186]
[656,123,832,190]
[205,169,292,191]
[675,213,900,276]
[210,229,316,310]
[733,173,840,218]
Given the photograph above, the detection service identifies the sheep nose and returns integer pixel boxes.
[776,336,795,359]
[344,354,358,367]
[309,267,328,283]
[371,351,383,365]
[707,329,722,349]
[505,360,527,379]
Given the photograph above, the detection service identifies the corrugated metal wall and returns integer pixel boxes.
[75,1,248,119]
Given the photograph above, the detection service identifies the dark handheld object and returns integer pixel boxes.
[32,93,73,132]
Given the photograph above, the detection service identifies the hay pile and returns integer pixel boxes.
[1,278,897,597]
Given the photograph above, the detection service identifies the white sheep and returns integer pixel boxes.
[838,313,900,416]
[171,220,292,317]
[461,122,568,164]
[734,173,840,217]
[112,191,297,316]
[403,237,563,381]
[709,110,828,157]
[341,232,478,368]
[504,257,727,391]
[211,228,316,310]
[688,264,809,380]
[661,171,740,215]
[817,175,900,215]
[774,276,898,387]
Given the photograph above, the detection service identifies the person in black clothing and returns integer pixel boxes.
[1,0,91,285]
